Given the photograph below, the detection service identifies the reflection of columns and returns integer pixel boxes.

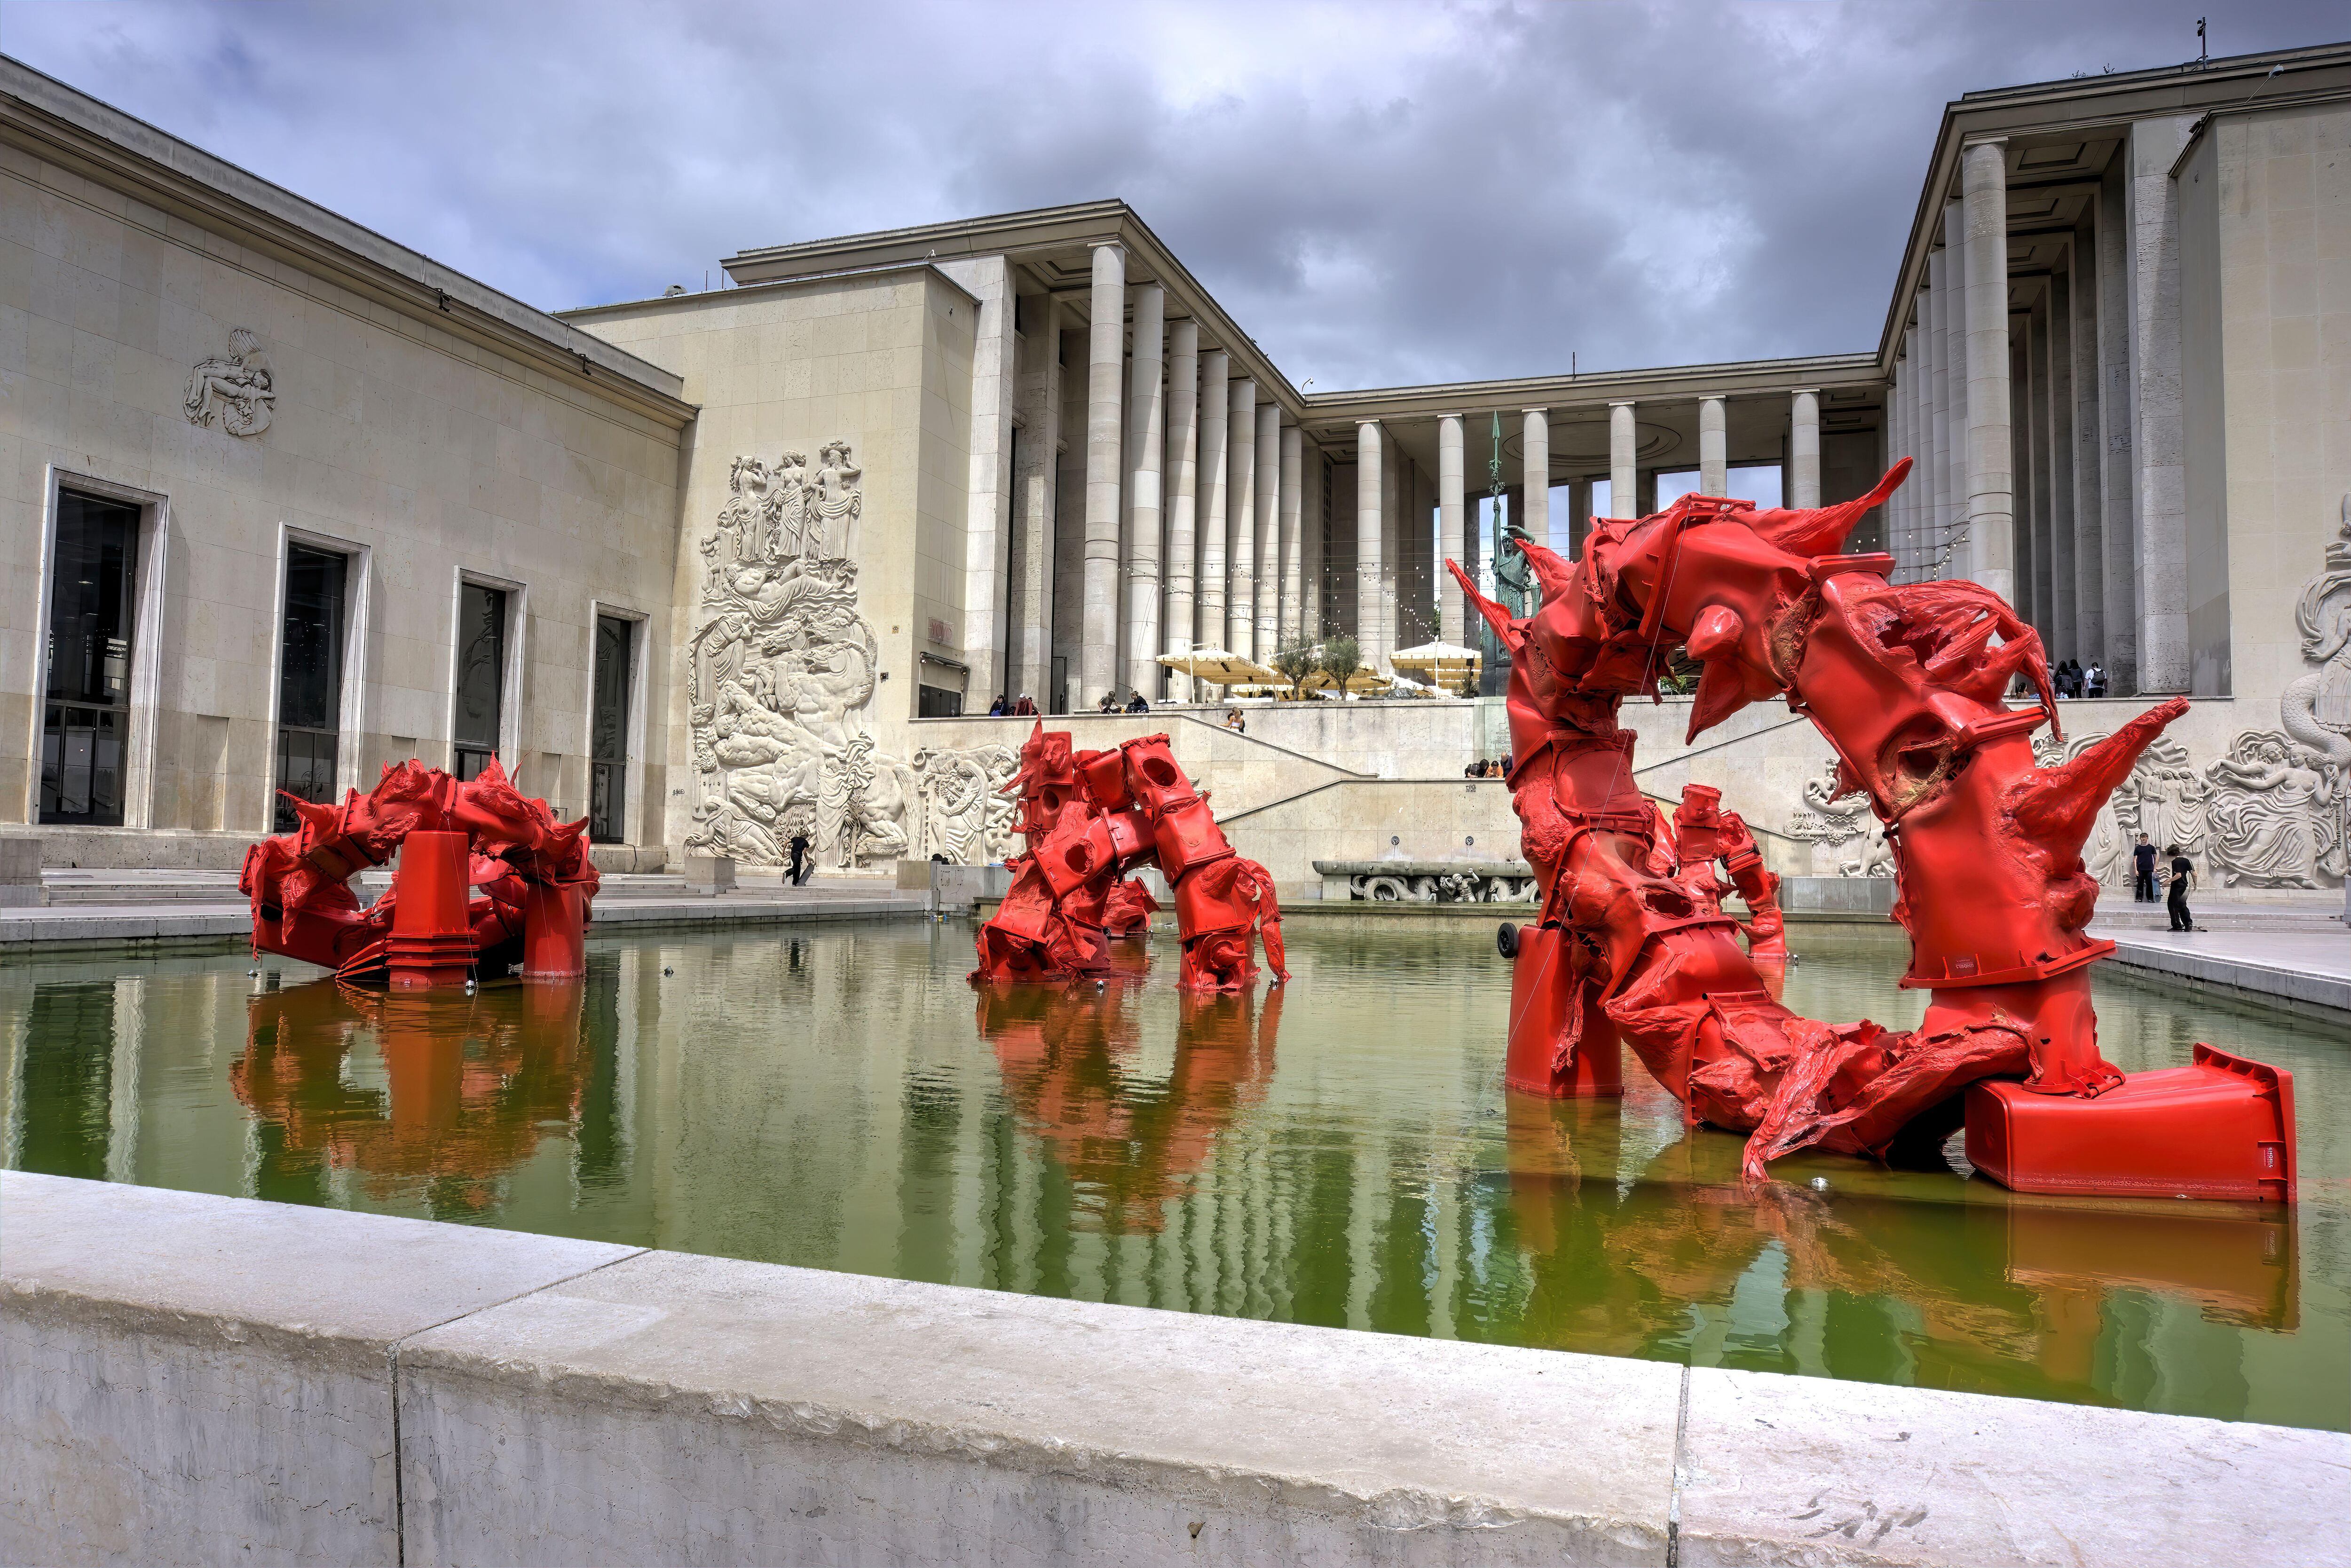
[1608,402,1636,516]
[1080,243,1127,704]
[1788,389,1821,509]
[1278,424,1303,648]
[1226,377,1257,658]
[1161,318,1199,701]
[1123,283,1165,701]
[1521,409,1549,545]
[1197,349,1230,656]
[1437,414,1465,646]
[1697,395,1727,496]
[1356,420,1383,672]
[1255,400,1280,659]
[1962,138,2013,605]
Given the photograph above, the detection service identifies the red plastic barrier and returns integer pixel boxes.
[387,830,474,989]
[521,881,589,979]
[1966,1045,2296,1201]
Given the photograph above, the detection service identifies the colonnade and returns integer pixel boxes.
[1025,245,1327,708]
[1341,388,1833,678]
[1880,129,2205,697]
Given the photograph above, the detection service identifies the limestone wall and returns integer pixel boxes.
[0,130,686,853]
[5,1170,2341,1568]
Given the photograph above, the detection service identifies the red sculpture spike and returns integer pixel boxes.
[971,731,1285,992]
[1469,465,2295,1202]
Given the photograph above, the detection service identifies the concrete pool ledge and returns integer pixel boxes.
[4,1172,2345,1568]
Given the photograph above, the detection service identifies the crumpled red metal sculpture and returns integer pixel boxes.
[241,758,599,987]
[971,724,1286,992]
[1460,459,2295,1201]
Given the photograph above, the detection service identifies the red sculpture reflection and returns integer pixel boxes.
[232,977,589,1209]
[971,724,1285,991]
[1459,464,2295,1198]
[977,978,1282,1231]
[241,759,599,986]
[1501,1089,2297,1396]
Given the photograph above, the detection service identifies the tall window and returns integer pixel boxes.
[41,491,140,825]
[274,545,348,831]
[453,583,508,782]
[588,614,631,843]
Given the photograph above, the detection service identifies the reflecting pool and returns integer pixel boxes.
[2,918,2342,1431]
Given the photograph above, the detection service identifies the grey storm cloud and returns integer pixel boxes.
[7,0,2344,389]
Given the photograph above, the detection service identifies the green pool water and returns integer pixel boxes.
[3,918,2342,1431]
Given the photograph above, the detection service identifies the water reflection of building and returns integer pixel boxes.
[977,978,1281,1233]
[1499,1091,2299,1409]
[233,979,594,1217]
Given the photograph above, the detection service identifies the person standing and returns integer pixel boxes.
[2165,843,2197,932]
[2132,834,2158,902]
[787,830,811,888]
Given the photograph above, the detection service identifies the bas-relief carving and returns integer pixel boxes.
[683,444,1010,869]
[2005,500,2351,891]
[1784,759,1893,878]
[183,327,275,436]
[1349,872,1536,903]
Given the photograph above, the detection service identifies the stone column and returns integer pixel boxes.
[2125,113,2199,692]
[1356,421,1383,674]
[1437,414,1465,646]
[1278,425,1304,647]
[944,254,1018,706]
[1697,395,1728,496]
[1568,478,1592,557]
[1080,243,1127,705]
[1521,409,1549,546]
[1160,317,1199,701]
[1226,377,1257,658]
[1788,389,1821,510]
[2043,278,2076,662]
[1197,349,1230,658]
[1009,292,1063,705]
[2097,159,2139,693]
[1961,139,2014,605]
[1888,355,1909,573]
[1301,439,1323,640]
[1925,243,1949,577]
[1940,199,1968,579]
[1609,402,1637,519]
[2067,224,2106,669]
[1255,400,1280,659]
[1123,283,1165,701]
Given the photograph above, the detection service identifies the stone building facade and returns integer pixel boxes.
[3,44,2347,895]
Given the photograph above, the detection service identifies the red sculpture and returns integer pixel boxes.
[241,759,599,987]
[1460,461,2295,1201]
[971,724,1286,992]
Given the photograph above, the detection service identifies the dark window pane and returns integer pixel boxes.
[917,684,963,718]
[454,746,497,783]
[42,492,139,826]
[453,583,506,754]
[278,545,346,731]
[46,491,139,707]
[274,725,339,832]
[41,702,124,826]
[589,615,631,843]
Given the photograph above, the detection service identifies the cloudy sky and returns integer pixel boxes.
[7,1,2343,389]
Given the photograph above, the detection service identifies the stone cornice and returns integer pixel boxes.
[1294,354,1881,438]
[0,55,697,430]
[721,200,1304,420]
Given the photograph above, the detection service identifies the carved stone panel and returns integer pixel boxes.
[682,445,1008,870]
[183,327,275,436]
